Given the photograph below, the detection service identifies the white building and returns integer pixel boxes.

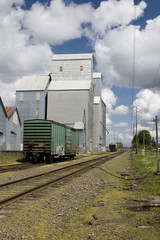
[16,53,106,153]
[47,54,106,153]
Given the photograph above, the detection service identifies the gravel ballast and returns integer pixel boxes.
[1,152,159,240]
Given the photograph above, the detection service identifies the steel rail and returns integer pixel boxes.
[0,153,118,188]
[0,152,123,208]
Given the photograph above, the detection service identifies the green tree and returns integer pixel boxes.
[132,130,151,146]
[117,142,123,148]
[138,130,151,145]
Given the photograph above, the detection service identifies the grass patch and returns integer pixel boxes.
[133,151,160,196]
[0,156,25,165]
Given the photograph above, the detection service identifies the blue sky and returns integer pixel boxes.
[0,0,160,146]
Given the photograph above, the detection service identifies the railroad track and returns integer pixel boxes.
[0,162,42,173]
[0,152,123,209]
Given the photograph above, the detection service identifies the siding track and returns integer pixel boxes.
[0,152,123,209]
[0,163,44,173]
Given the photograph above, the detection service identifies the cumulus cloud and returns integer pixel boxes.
[91,0,146,36]
[106,116,112,126]
[102,88,117,112]
[114,122,128,128]
[23,0,93,45]
[0,0,160,125]
[92,1,160,90]
[102,88,128,116]
[131,89,160,141]
[0,1,53,105]
[112,105,129,115]
[133,89,160,121]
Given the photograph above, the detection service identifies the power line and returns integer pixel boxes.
[152,63,160,88]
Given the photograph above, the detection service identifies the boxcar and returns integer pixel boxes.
[23,119,79,163]
[109,143,117,152]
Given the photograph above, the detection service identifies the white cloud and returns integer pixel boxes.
[0,0,24,15]
[133,89,160,121]
[0,0,160,111]
[102,88,117,113]
[91,1,160,89]
[0,2,52,105]
[106,115,112,126]
[114,122,128,128]
[0,81,18,106]
[23,0,93,45]
[91,0,146,36]
[112,105,129,115]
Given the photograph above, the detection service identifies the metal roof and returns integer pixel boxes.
[5,107,16,117]
[48,80,91,91]
[52,53,93,61]
[16,75,50,91]
[5,107,21,124]
[93,72,102,79]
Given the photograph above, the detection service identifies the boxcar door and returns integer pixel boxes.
[65,127,71,154]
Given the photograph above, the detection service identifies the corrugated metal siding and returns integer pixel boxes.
[23,119,52,153]
[0,101,6,150]
[88,88,94,152]
[16,91,46,123]
[52,122,65,154]
[93,98,106,152]
[52,57,93,82]
[102,100,106,147]
[47,89,93,153]
[65,127,72,154]
[47,91,89,125]
[17,75,50,91]
[48,80,91,91]
[71,129,79,153]
[93,75,102,97]
[52,53,93,61]
[6,111,21,150]
[23,119,79,156]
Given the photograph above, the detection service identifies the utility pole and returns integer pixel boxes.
[136,107,138,154]
[83,109,87,153]
[155,116,160,173]
[142,131,145,156]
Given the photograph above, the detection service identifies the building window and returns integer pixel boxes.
[19,93,23,102]
[36,108,40,117]
[36,92,40,102]
[80,66,83,71]
[59,66,63,72]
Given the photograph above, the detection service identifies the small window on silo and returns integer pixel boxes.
[80,66,83,71]
[59,66,63,72]
[36,108,40,117]
[36,92,40,101]
[19,93,23,102]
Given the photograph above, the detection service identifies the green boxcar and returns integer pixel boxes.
[23,119,79,163]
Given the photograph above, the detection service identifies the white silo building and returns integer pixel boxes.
[47,53,106,153]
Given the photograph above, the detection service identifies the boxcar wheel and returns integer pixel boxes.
[30,156,38,164]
